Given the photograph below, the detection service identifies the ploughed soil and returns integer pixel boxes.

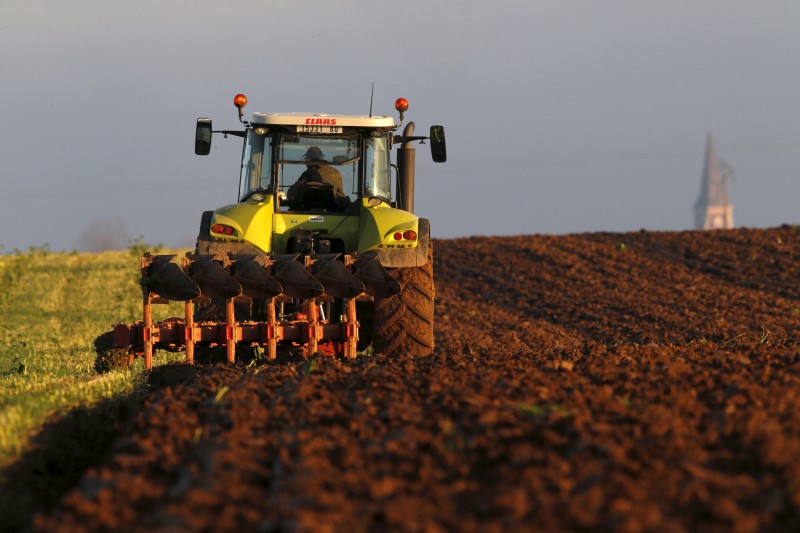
[10,227,800,531]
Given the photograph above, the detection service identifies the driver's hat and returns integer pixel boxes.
[303,146,324,161]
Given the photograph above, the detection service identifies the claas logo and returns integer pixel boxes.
[304,118,337,125]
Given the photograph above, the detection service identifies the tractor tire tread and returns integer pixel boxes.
[371,243,435,356]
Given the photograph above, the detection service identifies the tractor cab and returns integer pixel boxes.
[235,117,394,215]
[195,96,446,219]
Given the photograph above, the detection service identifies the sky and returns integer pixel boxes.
[1,0,799,252]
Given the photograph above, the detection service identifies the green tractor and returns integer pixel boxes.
[94,94,446,371]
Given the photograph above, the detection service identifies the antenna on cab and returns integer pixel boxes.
[369,82,375,117]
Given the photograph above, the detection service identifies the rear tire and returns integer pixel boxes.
[371,244,435,356]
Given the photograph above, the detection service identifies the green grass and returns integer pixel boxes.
[0,248,186,468]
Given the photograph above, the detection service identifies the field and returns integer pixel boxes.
[0,248,185,465]
[3,227,800,531]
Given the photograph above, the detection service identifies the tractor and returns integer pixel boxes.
[94,93,446,372]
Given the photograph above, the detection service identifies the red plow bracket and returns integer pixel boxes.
[113,252,377,369]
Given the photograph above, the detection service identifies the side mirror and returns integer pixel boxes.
[430,125,446,163]
[195,118,212,155]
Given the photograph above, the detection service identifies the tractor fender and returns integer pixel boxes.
[195,210,269,261]
[365,218,430,269]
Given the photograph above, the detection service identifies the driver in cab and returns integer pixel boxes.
[287,146,349,210]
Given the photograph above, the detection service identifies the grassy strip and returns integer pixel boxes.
[0,385,147,531]
[0,248,185,469]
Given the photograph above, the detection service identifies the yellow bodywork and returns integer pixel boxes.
[357,199,420,253]
[209,199,274,250]
[207,197,421,254]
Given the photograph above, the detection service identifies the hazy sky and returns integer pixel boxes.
[1,0,799,252]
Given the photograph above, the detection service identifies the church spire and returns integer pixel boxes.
[694,131,733,230]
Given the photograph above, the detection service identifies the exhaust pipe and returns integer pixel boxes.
[397,122,416,214]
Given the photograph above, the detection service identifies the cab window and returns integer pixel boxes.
[238,130,272,201]
[275,134,360,212]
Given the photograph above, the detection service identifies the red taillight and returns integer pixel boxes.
[391,230,418,242]
[211,224,235,236]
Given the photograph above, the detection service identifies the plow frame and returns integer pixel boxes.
[117,253,365,370]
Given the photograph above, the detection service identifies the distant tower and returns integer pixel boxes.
[694,131,734,230]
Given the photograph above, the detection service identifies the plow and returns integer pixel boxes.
[95,93,445,372]
[96,252,400,372]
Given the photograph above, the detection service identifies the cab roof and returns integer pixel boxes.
[250,112,396,129]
